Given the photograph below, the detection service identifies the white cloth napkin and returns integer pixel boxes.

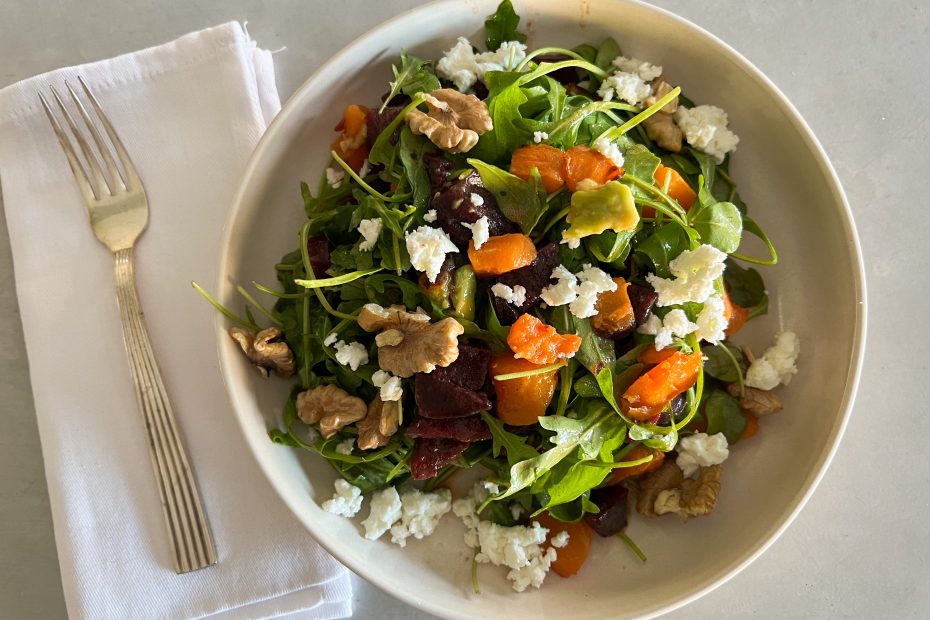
[0,22,352,619]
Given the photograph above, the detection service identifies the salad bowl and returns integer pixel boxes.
[215,0,866,617]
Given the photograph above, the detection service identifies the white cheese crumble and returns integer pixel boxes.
[491,283,527,307]
[675,105,740,164]
[646,244,727,306]
[533,131,549,144]
[362,487,403,540]
[560,236,581,250]
[423,209,438,223]
[390,489,452,547]
[372,370,403,402]
[333,340,369,371]
[335,437,355,456]
[695,295,728,344]
[593,136,625,169]
[611,55,663,81]
[745,331,800,390]
[570,264,618,319]
[436,37,528,92]
[323,332,338,347]
[550,531,570,549]
[638,309,698,350]
[357,217,383,252]
[322,479,363,518]
[540,265,579,307]
[325,166,344,188]
[462,215,490,249]
[470,192,485,207]
[676,432,729,478]
[597,71,652,106]
[405,225,459,283]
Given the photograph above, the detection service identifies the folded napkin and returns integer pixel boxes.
[0,23,352,619]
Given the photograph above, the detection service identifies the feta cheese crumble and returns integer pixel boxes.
[695,295,728,344]
[325,166,344,188]
[745,331,800,390]
[550,531,570,549]
[390,489,453,547]
[675,105,740,163]
[323,332,338,347]
[611,55,663,81]
[676,432,729,478]
[423,209,438,223]
[362,487,402,540]
[462,215,490,249]
[597,71,652,106]
[333,340,369,371]
[570,264,618,319]
[533,131,549,144]
[405,225,459,283]
[335,437,355,456]
[560,236,581,250]
[436,37,528,92]
[637,308,698,350]
[372,370,403,402]
[540,265,579,307]
[593,136,625,169]
[491,283,527,307]
[322,479,364,518]
[646,244,727,306]
[357,217,383,252]
[470,192,485,207]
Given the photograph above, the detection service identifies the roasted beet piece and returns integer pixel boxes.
[432,171,518,247]
[628,283,659,326]
[408,438,470,480]
[655,393,688,426]
[534,52,580,84]
[584,484,630,537]
[415,372,492,418]
[364,105,404,150]
[425,153,453,194]
[306,235,331,276]
[429,342,491,391]
[405,415,491,442]
[491,243,561,324]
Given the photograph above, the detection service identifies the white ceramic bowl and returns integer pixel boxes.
[216,1,866,617]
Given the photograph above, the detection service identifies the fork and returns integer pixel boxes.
[39,78,217,574]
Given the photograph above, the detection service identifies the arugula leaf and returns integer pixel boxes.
[704,389,747,443]
[594,37,621,71]
[398,126,433,210]
[484,0,527,51]
[381,51,440,113]
[621,144,661,199]
[470,71,529,164]
[634,223,690,278]
[723,258,768,317]
[572,314,616,376]
[481,411,540,466]
[691,200,743,253]
[541,459,610,510]
[628,423,678,452]
[703,344,747,383]
[467,158,548,233]
[329,244,375,273]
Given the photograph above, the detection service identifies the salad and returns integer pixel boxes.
[201,0,800,593]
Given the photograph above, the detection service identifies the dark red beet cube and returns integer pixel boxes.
[415,373,491,419]
[584,484,630,537]
[405,415,491,442]
[432,171,517,247]
[408,438,469,480]
[429,342,491,391]
[491,243,560,325]
[425,153,453,194]
[628,283,659,326]
[306,235,331,276]
[364,105,403,150]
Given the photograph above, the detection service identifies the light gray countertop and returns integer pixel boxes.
[1,1,928,618]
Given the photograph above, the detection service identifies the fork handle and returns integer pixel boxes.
[113,248,217,573]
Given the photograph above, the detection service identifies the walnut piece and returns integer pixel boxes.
[727,383,784,416]
[296,384,367,438]
[635,460,685,517]
[357,303,464,377]
[643,78,682,152]
[406,89,493,154]
[357,395,400,450]
[229,326,295,378]
[654,465,722,521]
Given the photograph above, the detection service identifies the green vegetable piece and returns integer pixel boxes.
[564,181,639,243]
[467,158,547,234]
[723,258,769,318]
[381,51,441,114]
[420,265,452,310]
[704,389,747,444]
[690,200,743,253]
[451,265,477,321]
[484,0,527,51]
[703,344,747,383]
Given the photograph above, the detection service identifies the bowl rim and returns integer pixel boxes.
[216,1,868,617]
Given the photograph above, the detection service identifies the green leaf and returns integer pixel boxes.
[621,144,661,200]
[634,223,690,278]
[594,37,621,71]
[470,71,530,164]
[467,158,548,233]
[484,0,527,51]
[542,459,610,509]
[691,200,743,253]
[704,389,747,444]
[381,51,441,113]
[481,411,539,466]
[723,258,768,317]
[703,344,747,383]
[295,267,382,289]
[397,126,434,210]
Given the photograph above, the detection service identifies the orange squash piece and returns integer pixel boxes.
[331,104,369,172]
[489,353,559,426]
[637,344,677,366]
[644,164,697,217]
[607,446,665,485]
[723,289,750,336]
[564,146,622,192]
[534,513,593,577]
[621,351,702,422]
[591,277,635,339]
[510,144,567,193]
[467,233,537,277]
[507,314,581,365]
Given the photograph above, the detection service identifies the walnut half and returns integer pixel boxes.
[357,303,464,377]
[642,77,683,153]
[229,326,295,378]
[635,460,685,517]
[357,395,400,450]
[727,383,784,416]
[654,465,722,521]
[296,384,367,438]
[406,89,493,154]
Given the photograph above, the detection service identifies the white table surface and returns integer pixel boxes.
[1,1,927,618]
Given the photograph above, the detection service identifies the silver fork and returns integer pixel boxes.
[39,78,217,574]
